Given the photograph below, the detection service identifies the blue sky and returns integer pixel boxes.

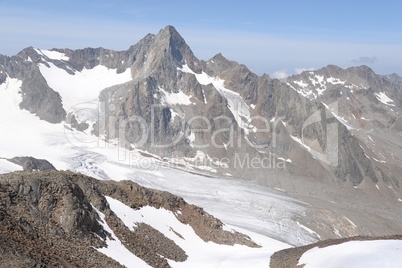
[1,0,401,76]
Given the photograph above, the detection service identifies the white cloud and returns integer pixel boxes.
[295,67,315,74]
[272,70,289,79]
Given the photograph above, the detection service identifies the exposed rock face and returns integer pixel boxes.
[286,65,402,187]
[0,48,66,123]
[385,73,402,86]
[8,156,56,171]
[0,170,258,267]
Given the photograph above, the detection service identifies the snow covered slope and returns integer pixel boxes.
[38,62,132,111]
[298,240,402,268]
[103,196,289,268]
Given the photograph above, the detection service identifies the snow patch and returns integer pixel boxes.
[38,62,132,111]
[375,92,395,106]
[296,221,320,239]
[277,157,292,163]
[293,80,309,88]
[290,136,311,152]
[34,48,69,61]
[373,157,386,163]
[343,216,357,229]
[0,159,23,174]
[321,102,355,130]
[178,64,253,134]
[91,204,151,268]
[327,77,345,85]
[298,240,402,268]
[287,82,314,98]
[159,86,194,106]
[105,196,290,268]
[187,131,196,147]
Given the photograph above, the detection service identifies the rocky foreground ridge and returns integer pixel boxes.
[0,170,257,267]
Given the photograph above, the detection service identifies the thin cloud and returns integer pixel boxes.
[352,56,377,64]
[295,67,315,74]
[272,70,289,79]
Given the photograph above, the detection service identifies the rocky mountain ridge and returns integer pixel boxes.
[0,170,258,267]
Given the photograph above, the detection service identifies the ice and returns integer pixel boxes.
[298,240,402,268]
[375,92,395,106]
[34,48,69,61]
[38,62,132,111]
[91,204,151,268]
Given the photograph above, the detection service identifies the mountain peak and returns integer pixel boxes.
[151,25,199,71]
[159,25,179,35]
[155,25,186,46]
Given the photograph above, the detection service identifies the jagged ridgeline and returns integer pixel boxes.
[1,26,401,195]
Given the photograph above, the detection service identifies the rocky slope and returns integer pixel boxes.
[7,156,56,171]
[0,170,258,267]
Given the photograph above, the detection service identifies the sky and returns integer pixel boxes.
[0,0,401,77]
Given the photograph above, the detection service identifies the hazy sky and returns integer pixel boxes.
[1,0,401,77]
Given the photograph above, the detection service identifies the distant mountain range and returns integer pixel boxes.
[0,25,401,267]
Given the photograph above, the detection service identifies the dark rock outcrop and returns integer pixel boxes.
[0,170,258,267]
[8,156,56,171]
